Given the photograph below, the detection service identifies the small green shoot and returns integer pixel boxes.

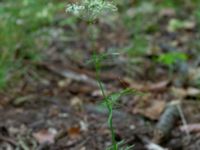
[106,140,134,150]
[93,53,136,150]
[101,88,138,108]
[157,52,187,66]
[157,51,187,79]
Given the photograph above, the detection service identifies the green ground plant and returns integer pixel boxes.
[0,0,64,88]
[92,53,135,150]
[157,51,187,79]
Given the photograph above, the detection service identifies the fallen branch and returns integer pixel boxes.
[0,135,17,146]
[153,101,180,143]
[137,135,168,150]
[84,104,130,120]
[47,65,99,87]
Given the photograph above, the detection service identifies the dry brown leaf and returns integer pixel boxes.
[186,87,200,96]
[0,94,10,108]
[134,100,166,120]
[48,106,60,117]
[128,78,146,91]
[131,80,169,93]
[180,124,200,133]
[67,127,81,139]
[33,128,57,144]
[183,21,196,30]
[69,83,96,95]
[58,79,71,88]
[70,97,82,108]
[180,101,200,123]
[147,80,170,93]
[171,87,187,98]
[159,8,175,17]
[171,87,200,98]
[188,67,200,83]
[80,121,88,132]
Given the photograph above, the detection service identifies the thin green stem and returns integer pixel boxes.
[89,11,117,149]
[94,60,117,150]
[108,107,117,150]
[168,65,173,80]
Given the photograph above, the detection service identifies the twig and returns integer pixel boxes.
[0,135,17,146]
[41,63,99,87]
[146,142,168,150]
[12,95,36,106]
[138,135,168,150]
[176,104,191,141]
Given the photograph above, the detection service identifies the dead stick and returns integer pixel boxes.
[154,101,180,143]
[0,135,17,146]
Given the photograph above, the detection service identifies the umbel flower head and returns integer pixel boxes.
[66,0,117,21]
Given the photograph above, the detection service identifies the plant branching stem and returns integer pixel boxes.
[89,17,117,150]
[95,60,117,150]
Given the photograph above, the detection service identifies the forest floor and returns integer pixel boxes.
[1,1,200,150]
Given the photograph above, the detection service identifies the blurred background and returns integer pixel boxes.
[1,0,200,149]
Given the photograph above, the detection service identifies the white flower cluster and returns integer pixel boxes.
[66,4,85,16]
[66,0,117,20]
